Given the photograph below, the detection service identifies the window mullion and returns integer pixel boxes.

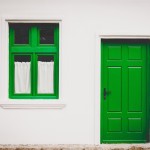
[32,53,37,96]
[31,26,37,96]
[31,26,38,47]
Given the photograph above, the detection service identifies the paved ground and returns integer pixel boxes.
[0,144,150,150]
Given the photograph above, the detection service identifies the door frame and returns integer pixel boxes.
[94,35,150,144]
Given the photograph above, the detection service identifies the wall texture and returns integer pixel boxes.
[0,0,149,144]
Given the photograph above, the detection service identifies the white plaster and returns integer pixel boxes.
[0,0,149,145]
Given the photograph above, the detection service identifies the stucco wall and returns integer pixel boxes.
[0,0,149,144]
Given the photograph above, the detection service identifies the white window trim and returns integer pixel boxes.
[94,34,150,144]
[0,15,65,109]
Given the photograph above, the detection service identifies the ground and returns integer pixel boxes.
[0,144,150,150]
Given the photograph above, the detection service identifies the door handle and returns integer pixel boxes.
[104,88,107,100]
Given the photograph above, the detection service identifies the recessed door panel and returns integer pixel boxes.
[107,67,122,112]
[108,46,122,60]
[128,118,142,132]
[128,67,142,112]
[108,118,122,132]
[128,46,142,60]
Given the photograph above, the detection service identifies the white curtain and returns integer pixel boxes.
[38,61,54,94]
[15,62,31,94]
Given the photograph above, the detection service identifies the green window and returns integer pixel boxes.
[9,23,59,99]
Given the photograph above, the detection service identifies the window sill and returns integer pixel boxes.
[0,98,65,109]
[0,104,65,109]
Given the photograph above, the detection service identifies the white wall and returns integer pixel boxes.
[0,0,150,144]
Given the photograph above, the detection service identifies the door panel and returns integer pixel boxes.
[108,118,122,132]
[128,46,142,60]
[108,46,122,60]
[107,67,122,112]
[101,41,147,143]
[128,67,142,112]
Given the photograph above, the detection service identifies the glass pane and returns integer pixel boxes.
[38,55,54,62]
[40,28,54,44]
[14,55,31,94]
[15,27,29,44]
[38,55,54,94]
[15,55,30,62]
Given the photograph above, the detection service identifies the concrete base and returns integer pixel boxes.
[0,145,150,150]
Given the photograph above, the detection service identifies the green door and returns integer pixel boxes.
[101,39,148,143]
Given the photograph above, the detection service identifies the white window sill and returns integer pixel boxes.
[0,104,65,109]
[0,100,66,109]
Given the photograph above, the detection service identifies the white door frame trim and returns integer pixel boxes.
[0,15,65,109]
[94,34,150,144]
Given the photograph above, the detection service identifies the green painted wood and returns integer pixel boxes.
[9,23,59,99]
[101,41,148,143]
[128,67,142,111]
[107,67,122,111]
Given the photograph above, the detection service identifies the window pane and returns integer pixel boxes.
[15,27,29,44]
[14,55,31,94]
[15,55,30,62]
[38,55,54,94]
[38,55,54,62]
[40,28,54,44]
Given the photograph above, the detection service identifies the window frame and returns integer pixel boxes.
[9,23,59,99]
